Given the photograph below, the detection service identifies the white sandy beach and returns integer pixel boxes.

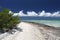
[0,22,60,40]
[0,22,45,40]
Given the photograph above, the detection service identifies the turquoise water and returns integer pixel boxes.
[23,20,60,27]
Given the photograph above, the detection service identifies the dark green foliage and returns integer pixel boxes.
[0,9,20,32]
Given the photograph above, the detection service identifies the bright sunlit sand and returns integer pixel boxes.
[0,22,60,40]
[0,22,45,40]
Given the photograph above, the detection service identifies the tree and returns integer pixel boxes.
[0,9,20,32]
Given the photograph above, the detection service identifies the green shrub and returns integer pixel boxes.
[0,9,20,32]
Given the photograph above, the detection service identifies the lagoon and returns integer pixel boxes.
[23,20,60,27]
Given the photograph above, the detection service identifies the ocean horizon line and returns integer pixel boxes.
[20,16,60,20]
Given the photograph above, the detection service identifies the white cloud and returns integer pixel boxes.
[45,12,51,17]
[9,11,13,13]
[13,13,18,16]
[27,11,38,16]
[39,11,51,17]
[52,11,60,17]
[18,10,27,16]
[11,10,60,17]
[39,10,45,16]
[13,10,27,16]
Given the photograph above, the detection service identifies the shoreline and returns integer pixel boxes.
[0,21,60,40]
[22,21,60,30]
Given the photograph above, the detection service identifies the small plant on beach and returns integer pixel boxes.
[0,9,20,32]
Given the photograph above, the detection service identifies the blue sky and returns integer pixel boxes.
[0,0,60,13]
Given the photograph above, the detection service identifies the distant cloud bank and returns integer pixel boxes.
[9,10,60,17]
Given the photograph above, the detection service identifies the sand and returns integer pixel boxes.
[0,22,60,40]
[0,22,45,40]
